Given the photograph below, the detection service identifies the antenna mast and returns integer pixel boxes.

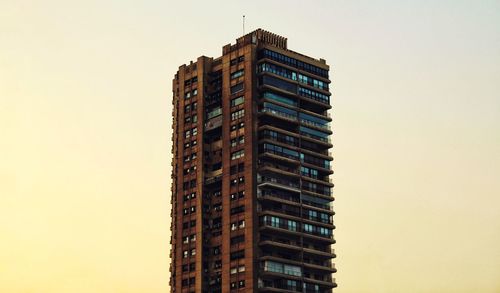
[243,15,245,35]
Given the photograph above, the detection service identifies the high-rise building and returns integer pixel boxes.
[170,29,335,293]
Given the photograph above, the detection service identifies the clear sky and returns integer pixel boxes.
[1,0,499,292]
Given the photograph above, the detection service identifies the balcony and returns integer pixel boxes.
[302,182,333,198]
[259,131,299,147]
[259,163,299,177]
[303,246,336,259]
[259,144,300,165]
[205,169,222,185]
[301,175,334,187]
[205,115,222,131]
[257,176,300,193]
[260,104,298,123]
[257,189,301,205]
[303,260,336,273]
[303,276,336,288]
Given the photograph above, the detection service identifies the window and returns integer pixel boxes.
[301,166,319,179]
[260,49,328,78]
[214,260,222,269]
[231,136,245,147]
[230,83,244,94]
[184,92,191,99]
[230,205,245,215]
[184,104,191,112]
[207,107,222,119]
[230,69,244,79]
[192,89,198,96]
[230,220,245,231]
[298,87,329,104]
[190,248,196,256]
[262,91,297,106]
[192,115,197,123]
[230,176,244,186]
[231,96,244,107]
[231,149,244,160]
[230,191,245,200]
[231,235,245,245]
[230,250,244,260]
[230,163,245,175]
[184,130,190,138]
[213,246,221,255]
[231,109,245,121]
[238,280,245,288]
[184,116,191,124]
[304,224,313,233]
[260,75,297,93]
[258,62,296,81]
[183,250,188,258]
[192,127,197,136]
[230,122,245,131]
[263,261,302,277]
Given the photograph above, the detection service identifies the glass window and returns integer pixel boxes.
[231,109,245,120]
[262,92,297,106]
[231,149,244,160]
[230,82,244,94]
[231,96,244,107]
[230,69,244,79]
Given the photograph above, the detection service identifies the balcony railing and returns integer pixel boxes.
[204,115,222,131]
[259,162,300,175]
[302,199,333,211]
[261,106,298,121]
[302,183,332,197]
[258,189,301,203]
[258,176,300,189]
[259,132,299,147]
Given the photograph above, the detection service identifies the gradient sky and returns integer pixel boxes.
[1,1,499,292]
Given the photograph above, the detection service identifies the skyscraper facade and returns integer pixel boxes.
[170,29,335,293]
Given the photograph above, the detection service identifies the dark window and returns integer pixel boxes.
[230,83,244,94]
[230,250,245,260]
[230,235,245,245]
[230,205,245,215]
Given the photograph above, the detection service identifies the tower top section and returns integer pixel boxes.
[223,28,287,54]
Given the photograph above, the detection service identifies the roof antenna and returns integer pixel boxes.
[243,15,245,35]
